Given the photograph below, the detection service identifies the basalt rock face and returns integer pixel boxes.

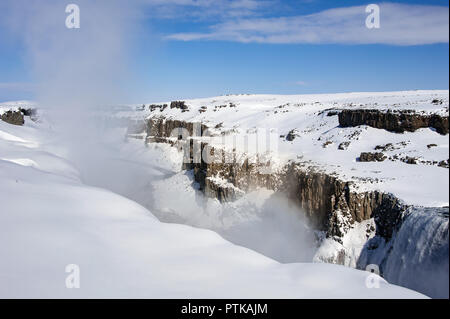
[359,152,386,162]
[193,143,404,240]
[339,109,449,135]
[282,166,404,239]
[145,117,405,239]
[1,110,25,126]
[147,117,209,139]
[192,147,283,203]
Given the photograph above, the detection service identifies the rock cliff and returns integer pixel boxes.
[338,109,449,135]
[145,117,406,241]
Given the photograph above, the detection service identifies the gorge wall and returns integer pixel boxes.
[144,115,449,298]
[338,109,449,135]
[145,117,407,240]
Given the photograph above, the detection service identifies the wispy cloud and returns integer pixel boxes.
[294,81,307,86]
[141,0,273,20]
[166,2,449,45]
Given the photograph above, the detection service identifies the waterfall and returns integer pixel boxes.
[359,207,449,298]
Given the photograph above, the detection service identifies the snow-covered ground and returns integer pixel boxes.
[0,101,36,114]
[0,103,426,298]
[129,90,449,207]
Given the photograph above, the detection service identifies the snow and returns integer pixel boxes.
[0,100,36,114]
[150,170,317,263]
[314,219,376,268]
[135,90,449,207]
[0,107,426,298]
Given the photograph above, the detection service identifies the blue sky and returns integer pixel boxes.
[0,0,448,102]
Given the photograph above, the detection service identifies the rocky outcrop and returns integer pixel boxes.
[339,109,449,135]
[204,177,245,202]
[1,110,24,126]
[147,117,209,139]
[18,108,36,117]
[338,141,350,150]
[359,152,386,162]
[149,104,168,112]
[283,166,404,240]
[170,101,189,112]
[438,159,449,168]
[286,129,299,141]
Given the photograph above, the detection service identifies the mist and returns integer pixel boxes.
[1,0,147,178]
[0,0,317,264]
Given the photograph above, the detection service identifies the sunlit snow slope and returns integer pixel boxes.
[0,105,425,298]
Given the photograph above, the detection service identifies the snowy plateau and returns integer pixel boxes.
[0,90,448,298]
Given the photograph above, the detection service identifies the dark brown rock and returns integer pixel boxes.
[438,159,449,168]
[327,110,339,117]
[338,141,350,150]
[432,99,443,105]
[403,156,418,165]
[375,143,394,152]
[149,104,167,112]
[322,141,333,148]
[359,152,386,162]
[18,108,36,117]
[286,129,298,141]
[1,110,24,126]
[339,109,449,135]
[170,101,188,111]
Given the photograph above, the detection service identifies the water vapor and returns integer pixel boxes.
[0,0,148,179]
[0,0,317,264]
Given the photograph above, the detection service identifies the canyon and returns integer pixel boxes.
[133,91,449,298]
[1,90,448,298]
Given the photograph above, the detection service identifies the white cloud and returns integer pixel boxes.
[166,3,449,45]
[294,81,307,86]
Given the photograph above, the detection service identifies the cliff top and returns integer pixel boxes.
[136,90,449,207]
